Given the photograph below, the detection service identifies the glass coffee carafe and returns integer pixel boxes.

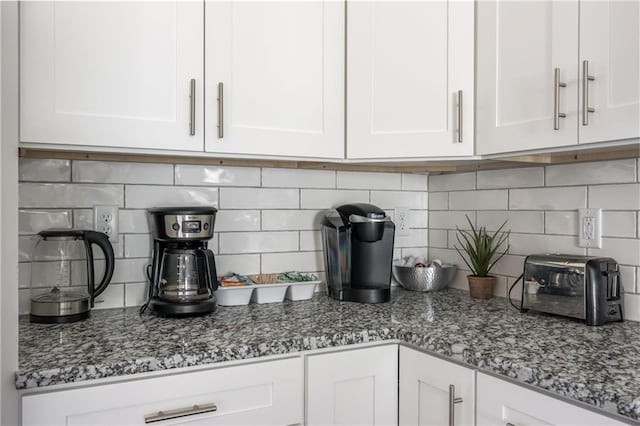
[158,247,215,302]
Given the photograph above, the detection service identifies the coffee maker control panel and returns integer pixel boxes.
[163,215,215,239]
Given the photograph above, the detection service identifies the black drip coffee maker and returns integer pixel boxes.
[142,206,219,316]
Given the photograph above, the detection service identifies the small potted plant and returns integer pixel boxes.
[454,215,510,299]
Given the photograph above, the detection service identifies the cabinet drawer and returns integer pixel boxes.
[22,358,302,426]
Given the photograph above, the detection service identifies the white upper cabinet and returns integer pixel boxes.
[20,2,204,151]
[346,1,475,159]
[579,1,640,144]
[205,1,344,159]
[476,1,579,155]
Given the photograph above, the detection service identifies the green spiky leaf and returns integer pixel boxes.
[453,215,510,277]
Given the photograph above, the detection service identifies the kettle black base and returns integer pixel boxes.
[147,297,217,316]
[329,288,390,304]
[30,311,90,324]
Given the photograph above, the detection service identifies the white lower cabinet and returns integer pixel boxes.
[306,345,399,426]
[21,358,303,426]
[399,346,475,426]
[476,372,625,426]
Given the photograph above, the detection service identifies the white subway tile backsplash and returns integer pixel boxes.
[19,209,71,235]
[449,190,508,211]
[219,231,298,254]
[119,210,150,234]
[19,159,70,182]
[409,210,428,228]
[73,161,173,185]
[490,254,526,278]
[300,231,323,251]
[588,238,640,266]
[624,293,640,322]
[589,183,640,210]
[402,174,428,191]
[19,263,31,288]
[220,188,298,209]
[126,186,218,209]
[261,251,323,273]
[262,210,323,231]
[509,233,585,256]
[370,191,428,209]
[428,211,475,230]
[19,183,124,208]
[395,228,428,248]
[545,211,577,235]
[546,159,636,187]
[215,210,260,232]
[602,211,636,238]
[428,192,448,210]
[111,258,149,284]
[300,189,369,209]
[124,234,152,258]
[337,171,401,190]
[262,168,335,188]
[477,167,544,189]
[73,209,94,229]
[477,211,544,234]
[619,265,637,293]
[429,172,475,191]
[125,282,148,307]
[175,165,261,187]
[428,230,447,248]
[509,187,586,210]
[215,254,261,276]
[93,284,125,310]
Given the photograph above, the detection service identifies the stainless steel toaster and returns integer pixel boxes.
[521,254,623,326]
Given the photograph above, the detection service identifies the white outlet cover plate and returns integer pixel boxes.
[395,207,410,237]
[578,208,601,248]
[94,205,119,242]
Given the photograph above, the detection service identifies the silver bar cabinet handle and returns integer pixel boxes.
[582,60,595,125]
[448,384,463,426]
[506,423,516,426]
[144,402,217,423]
[217,82,224,139]
[553,68,567,130]
[456,90,463,143]
[189,79,196,136]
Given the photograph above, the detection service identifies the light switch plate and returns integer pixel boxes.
[578,208,601,248]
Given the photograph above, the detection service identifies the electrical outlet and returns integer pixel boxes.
[94,205,119,242]
[578,208,601,248]
[395,207,410,237]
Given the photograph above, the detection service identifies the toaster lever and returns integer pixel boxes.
[604,270,620,300]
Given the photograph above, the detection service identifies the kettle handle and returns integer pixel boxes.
[85,231,115,298]
[203,249,219,291]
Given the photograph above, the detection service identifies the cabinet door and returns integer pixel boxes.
[205,1,344,159]
[20,2,204,151]
[347,1,474,159]
[306,345,398,426]
[476,373,625,426]
[22,358,303,426]
[399,347,474,426]
[476,1,579,155]
[579,1,640,144]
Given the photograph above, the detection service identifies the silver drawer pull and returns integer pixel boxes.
[553,67,567,130]
[582,60,595,125]
[448,384,463,426]
[189,79,196,136]
[144,402,217,423]
[456,90,463,143]
[217,82,224,139]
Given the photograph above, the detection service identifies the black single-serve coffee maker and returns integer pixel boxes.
[142,206,219,316]
[321,203,395,303]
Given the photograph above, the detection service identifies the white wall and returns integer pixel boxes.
[17,160,429,312]
[427,158,640,320]
[1,1,20,424]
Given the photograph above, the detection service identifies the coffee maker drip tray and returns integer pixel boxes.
[148,297,217,316]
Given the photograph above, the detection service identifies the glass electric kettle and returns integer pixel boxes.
[30,229,115,323]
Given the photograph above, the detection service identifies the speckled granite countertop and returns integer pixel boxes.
[18,288,640,422]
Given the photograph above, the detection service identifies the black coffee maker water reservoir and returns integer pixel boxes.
[142,206,219,316]
[321,203,395,303]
